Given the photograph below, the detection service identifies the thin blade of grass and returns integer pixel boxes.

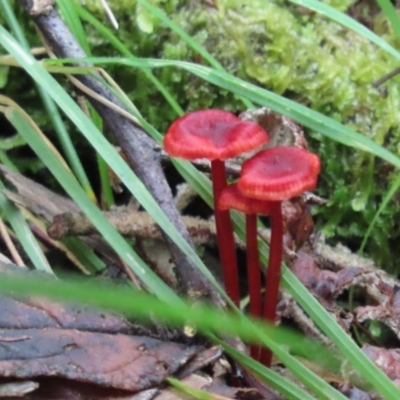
[287,0,400,61]
[56,56,400,169]
[61,237,106,273]
[218,343,317,400]
[75,4,184,117]
[56,0,91,55]
[0,178,53,273]
[0,272,346,399]
[56,0,116,207]
[376,0,400,39]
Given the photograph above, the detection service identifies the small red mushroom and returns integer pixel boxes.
[218,183,272,359]
[238,146,320,366]
[164,110,269,306]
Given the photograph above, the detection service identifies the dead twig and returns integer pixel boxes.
[48,209,220,246]
[372,65,400,88]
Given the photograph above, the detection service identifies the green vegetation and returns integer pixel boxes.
[1,0,400,397]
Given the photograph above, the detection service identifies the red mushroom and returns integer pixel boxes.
[164,110,269,306]
[218,183,272,359]
[238,146,320,365]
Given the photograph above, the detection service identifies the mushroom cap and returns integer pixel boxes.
[238,147,321,201]
[218,184,272,215]
[163,109,270,160]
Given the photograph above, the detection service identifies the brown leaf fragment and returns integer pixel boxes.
[291,252,339,301]
[290,252,353,331]
[175,346,223,379]
[24,297,133,334]
[129,388,159,400]
[335,383,374,400]
[281,197,314,250]
[0,328,197,392]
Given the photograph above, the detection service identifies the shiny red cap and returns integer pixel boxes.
[238,147,321,201]
[164,109,269,160]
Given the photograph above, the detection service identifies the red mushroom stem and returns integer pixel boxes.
[259,201,283,366]
[211,159,240,307]
[246,213,262,359]
[218,183,271,358]
[246,213,262,319]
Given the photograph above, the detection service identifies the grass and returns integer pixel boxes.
[0,0,400,398]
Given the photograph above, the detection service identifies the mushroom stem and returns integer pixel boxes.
[259,201,283,366]
[246,213,262,359]
[246,214,262,318]
[211,159,240,307]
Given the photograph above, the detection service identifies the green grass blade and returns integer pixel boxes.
[55,56,400,169]
[287,0,400,61]
[220,343,317,400]
[359,174,400,252]
[62,237,106,273]
[0,148,17,170]
[375,0,400,39]
[75,4,184,117]
[56,0,115,206]
[0,178,53,273]
[56,0,91,55]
